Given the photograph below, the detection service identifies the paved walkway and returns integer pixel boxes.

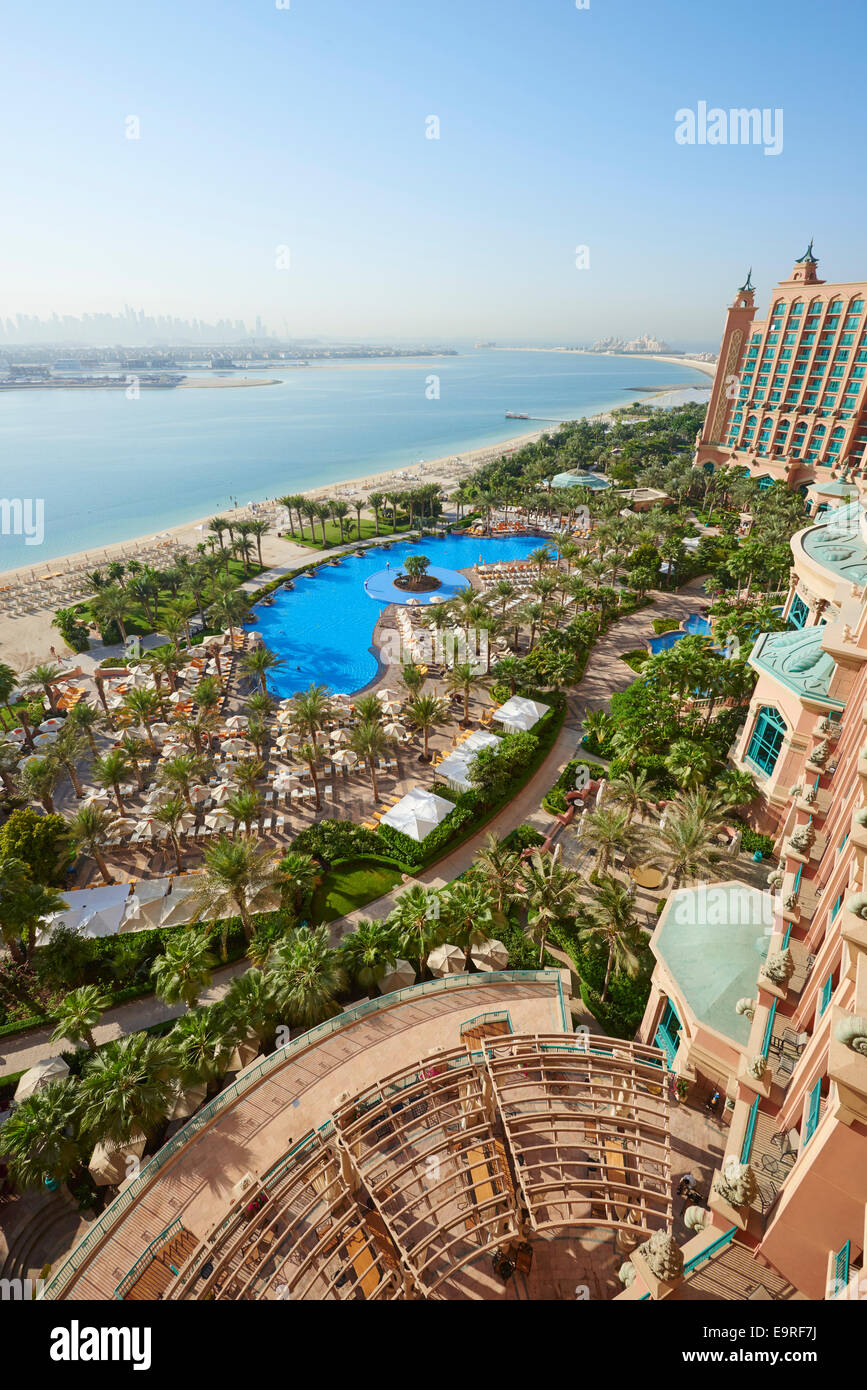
[1,578,711,1077]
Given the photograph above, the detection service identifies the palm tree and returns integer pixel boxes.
[528,544,553,577]
[25,662,65,713]
[249,518,271,568]
[67,803,118,884]
[717,768,758,810]
[643,791,735,888]
[664,738,716,792]
[123,688,162,751]
[168,1007,234,1090]
[606,769,658,824]
[582,708,611,750]
[190,833,280,952]
[399,661,426,699]
[576,876,641,1001]
[150,795,189,874]
[78,1033,175,1147]
[221,968,279,1047]
[0,864,68,964]
[92,748,131,814]
[330,499,350,544]
[270,925,347,1028]
[233,756,265,794]
[289,682,333,747]
[67,700,105,755]
[119,732,151,791]
[404,693,449,761]
[446,660,488,728]
[225,788,262,836]
[294,740,323,810]
[0,661,20,727]
[386,885,444,977]
[52,723,89,799]
[278,849,320,912]
[579,804,637,874]
[92,585,131,643]
[518,850,580,965]
[473,832,522,914]
[491,579,517,614]
[349,719,391,801]
[339,918,398,991]
[20,754,62,814]
[50,984,111,1051]
[159,753,207,810]
[242,645,285,696]
[209,517,230,552]
[368,491,384,535]
[208,589,250,639]
[442,880,494,967]
[151,931,217,1010]
[1,1081,82,1189]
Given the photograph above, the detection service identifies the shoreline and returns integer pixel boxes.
[490,347,717,379]
[0,373,710,590]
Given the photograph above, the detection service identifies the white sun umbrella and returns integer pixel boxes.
[382,721,407,739]
[14,1056,70,1103]
[205,807,233,830]
[375,688,399,702]
[5,727,27,743]
[189,783,210,803]
[82,790,111,809]
[40,717,64,730]
[167,690,187,705]
[88,1131,147,1187]
[150,721,172,738]
[379,698,402,715]
[378,958,416,993]
[224,715,247,731]
[330,728,350,744]
[427,943,465,977]
[33,730,59,746]
[274,732,297,752]
[331,748,358,768]
[275,708,296,725]
[470,939,510,972]
[209,783,234,804]
[105,817,137,841]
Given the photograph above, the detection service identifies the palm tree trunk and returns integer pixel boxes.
[94,848,113,884]
[112,785,125,815]
[370,764,379,801]
[601,945,614,1001]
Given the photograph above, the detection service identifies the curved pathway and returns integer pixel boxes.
[0,578,710,1078]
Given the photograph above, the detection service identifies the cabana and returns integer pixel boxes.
[491,695,549,733]
[435,730,500,792]
[379,787,453,842]
[37,882,132,945]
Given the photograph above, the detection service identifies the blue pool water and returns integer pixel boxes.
[248,533,551,696]
[364,564,469,605]
[647,612,712,654]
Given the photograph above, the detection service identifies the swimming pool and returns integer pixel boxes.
[647,612,712,655]
[247,533,553,697]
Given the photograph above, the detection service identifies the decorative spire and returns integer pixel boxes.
[739,268,755,293]
[796,239,817,264]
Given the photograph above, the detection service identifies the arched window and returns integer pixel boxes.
[788,593,809,628]
[747,707,787,775]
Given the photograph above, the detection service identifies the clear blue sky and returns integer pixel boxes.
[2,0,864,346]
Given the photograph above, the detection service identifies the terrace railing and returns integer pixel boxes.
[38,968,566,1301]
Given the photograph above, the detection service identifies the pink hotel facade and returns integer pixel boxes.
[632,264,867,1300]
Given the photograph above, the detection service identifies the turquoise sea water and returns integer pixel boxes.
[0,349,709,569]
[250,533,548,695]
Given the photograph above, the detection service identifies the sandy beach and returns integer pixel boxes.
[0,377,707,671]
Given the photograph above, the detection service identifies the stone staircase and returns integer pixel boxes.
[0,1188,93,1290]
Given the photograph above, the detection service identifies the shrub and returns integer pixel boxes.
[0,808,72,884]
[731,822,776,858]
[503,823,545,851]
[291,818,382,868]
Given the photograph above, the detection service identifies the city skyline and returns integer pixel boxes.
[3,0,866,341]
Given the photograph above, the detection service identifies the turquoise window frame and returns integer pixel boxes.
[819,973,833,1016]
[803,1078,822,1146]
[746,706,787,775]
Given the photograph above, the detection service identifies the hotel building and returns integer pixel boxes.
[694,248,867,492]
[637,495,867,1301]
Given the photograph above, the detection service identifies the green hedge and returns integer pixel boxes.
[732,822,776,858]
[541,760,607,815]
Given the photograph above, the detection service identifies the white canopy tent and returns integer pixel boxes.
[37,882,131,946]
[491,695,550,733]
[379,787,453,843]
[434,730,500,792]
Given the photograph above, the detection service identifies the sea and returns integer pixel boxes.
[0,349,710,570]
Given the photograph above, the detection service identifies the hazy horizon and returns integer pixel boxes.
[3,0,864,343]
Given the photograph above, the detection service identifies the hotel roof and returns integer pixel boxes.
[749,625,842,709]
[799,501,867,587]
[655,884,776,1046]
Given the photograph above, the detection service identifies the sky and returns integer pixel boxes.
[1,0,865,347]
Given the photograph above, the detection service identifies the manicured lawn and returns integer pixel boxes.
[74,557,266,637]
[283,516,416,548]
[620,649,649,672]
[310,858,404,922]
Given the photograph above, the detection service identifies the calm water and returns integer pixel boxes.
[250,533,548,695]
[647,613,713,654]
[0,350,709,569]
